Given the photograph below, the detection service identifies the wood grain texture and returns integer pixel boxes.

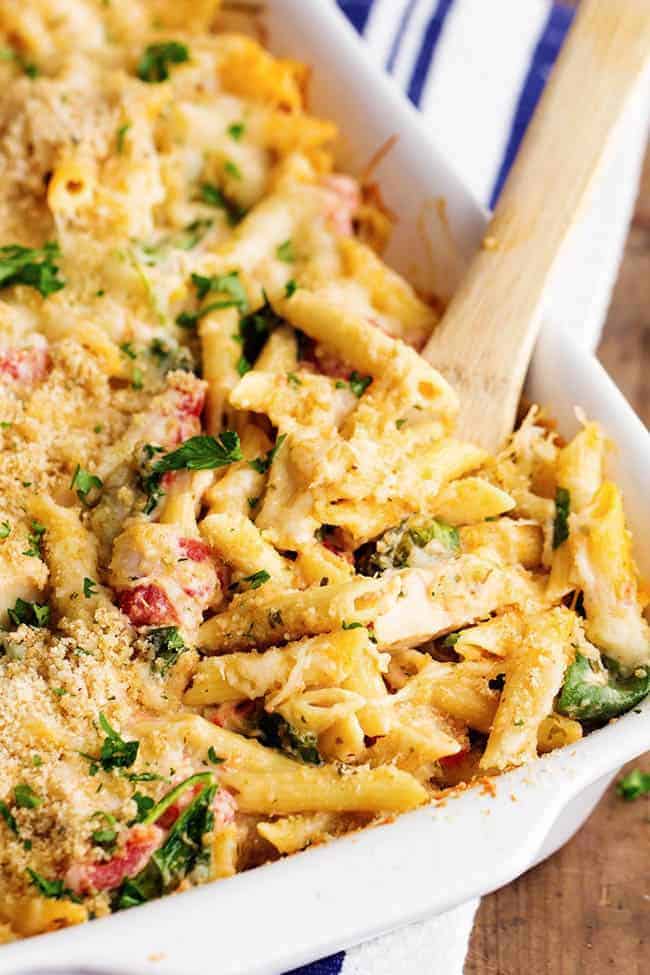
[423,0,650,451]
[465,139,650,975]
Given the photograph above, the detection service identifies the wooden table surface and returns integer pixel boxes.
[465,136,650,975]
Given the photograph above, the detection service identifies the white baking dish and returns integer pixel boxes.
[4,2,649,973]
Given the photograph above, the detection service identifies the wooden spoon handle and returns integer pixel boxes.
[423,0,650,452]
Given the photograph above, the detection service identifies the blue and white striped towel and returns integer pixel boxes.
[283,2,648,973]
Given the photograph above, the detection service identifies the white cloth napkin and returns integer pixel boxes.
[289,2,650,973]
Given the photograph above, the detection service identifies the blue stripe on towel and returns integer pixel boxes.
[407,0,455,106]
[386,0,419,71]
[489,3,575,206]
[336,0,374,34]
[285,951,346,975]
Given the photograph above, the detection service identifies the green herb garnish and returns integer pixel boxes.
[228,122,245,141]
[348,371,372,398]
[83,577,97,598]
[153,432,242,474]
[0,801,18,834]
[22,519,45,558]
[248,433,287,474]
[276,239,295,263]
[230,569,270,593]
[199,183,245,225]
[0,242,64,297]
[617,768,650,801]
[114,775,216,908]
[70,465,103,505]
[27,868,81,902]
[147,626,186,675]
[257,712,322,765]
[7,598,50,628]
[14,784,42,809]
[137,42,189,83]
[552,487,571,549]
[82,713,139,774]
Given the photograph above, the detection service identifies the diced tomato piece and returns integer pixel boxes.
[178,538,212,562]
[0,346,50,386]
[439,749,469,769]
[66,824,163,895]
[118,583,178,626]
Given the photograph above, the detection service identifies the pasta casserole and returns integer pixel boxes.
[0,0,648,942]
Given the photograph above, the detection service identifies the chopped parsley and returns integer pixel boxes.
[224,159,242,180]
[348,371,372,398]
[8,598,50,628]
[82,713,139,775]
[285,279,298,298]
[231,570,271,593]
[0,801,18,834]
[247,496,259,510]
[234,293,284,375]
[395,418,407,430]
[0,47,39,78]
[137,42,189,83]
[176,271,248,329]
[191,271,248,312]
[207,746,224,765]
[152,432,242,474]
[116,122,131,153]
[70,465,103,505]
[286,371,301,387]
[617,768,650,801]
[119,341,136,359]
[276,239,295,263]
[131,792,155,823]
[0,242,64,297]
[341,621,363,630]
[0,521,11,539]
[27,868,80,902]
[248,433,287,474]
[14,784,42,809]
[22,519,45,558]
[132,366,144,390]
[228,121,246,141]
[147,626,186,675]
[552,487,570,549]
[199,183,245,226]
[140,434,241,514]
[83,577,97,598]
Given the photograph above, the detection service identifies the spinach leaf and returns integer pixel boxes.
[257,711,322,765]
[556,652,650,723]
[114,777,216,908]
[356,516,460,576]
[27,868,81,902]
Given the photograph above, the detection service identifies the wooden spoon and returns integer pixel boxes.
[423,0,650,452]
